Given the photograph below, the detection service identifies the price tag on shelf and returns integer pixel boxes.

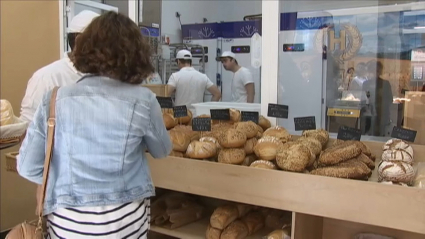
[267,103,289,119]
[156,96,173,109]
[294,116,316,131]
[173,105,188,118]
[337,126,361,141]
[210,109,230,121]
[391,126,417,142]
[192,118,211,132]
[241,111,259,124]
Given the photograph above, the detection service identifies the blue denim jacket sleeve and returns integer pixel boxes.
[17,92,49,185]
[144,93,172,158]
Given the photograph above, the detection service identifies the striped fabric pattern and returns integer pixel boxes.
[46,199,150,239]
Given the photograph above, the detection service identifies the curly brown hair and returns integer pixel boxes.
[71,11,154,84]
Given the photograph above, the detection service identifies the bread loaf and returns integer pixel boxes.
[253,136,283,160]
[210,205,239,230]
[0,99,14,126]
[276,143,311,172]
[381,149,414,165]
[241,211,264,235]
[378,161,415,184]
[218,148,246,165]
[169,151,184,157]
[200,137,221,150]
[220,220,249,239]
[302,129,329,146]
[241,154,257,166]
[177,109,193,124]
[206,224,222,239]
[169,130,192,152]
[356,153,376,170]
[234,121,258,139]
[229,109,241,122]
[186,141,217,159]
[218,129,247,148]
[256,125,264,138]
[334,140,372,157]
[263,126,291,143]
[259,115,271,131]
[265,210,292,230]
[297,137,322,155]
[250,160,277,170]
[163,113,178,129]
[244,137,258,154]
[310,159,371,179]
[318,141,362,166]
[235,204,253,218]
[266,229,291,239]
[383,139,414,158]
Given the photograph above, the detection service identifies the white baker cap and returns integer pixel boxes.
[68,10,100,33]
[176,50,192,60]
[219,51,236,60]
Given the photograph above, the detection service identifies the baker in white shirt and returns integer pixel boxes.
[20,10,99,122]
[219,51,255,103]
[167,50,221,112]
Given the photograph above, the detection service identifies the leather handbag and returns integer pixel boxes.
[6,87,59,239]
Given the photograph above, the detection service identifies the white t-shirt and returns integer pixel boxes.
[232,67,254,103]
[20,53,83,122]
[167,67,214,112]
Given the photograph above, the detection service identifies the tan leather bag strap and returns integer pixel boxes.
[37,87,59,217]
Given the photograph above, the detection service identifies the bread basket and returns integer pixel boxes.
[0,116,27,146]
[5,152,18,172]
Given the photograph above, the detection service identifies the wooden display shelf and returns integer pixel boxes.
[147,140,425,235]
[150,217,271,239]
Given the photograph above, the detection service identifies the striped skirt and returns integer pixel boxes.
[46,199,150,239]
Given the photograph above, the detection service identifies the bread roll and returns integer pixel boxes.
[244,137,258,154]
[297,137,322,155]
[218,129,247,148]
[218,148,246,165]
[207,224,222,239]
[169,151,184,157]
[241,211,264,235]
[256,125,264,138]
[266,229,291,239]
[318,141,362,166]
[378,161,415,184]
[200,136,221,150]
[381,149,414,165]
[177,109,193,124]
[234,121,258,139]
[169,130,192,152]
[302,129,329,146]
[250,160,277,170]
[163,113,178,129]
[265,210,292,230]
[253,136,283,161]
[220,220,249,239]
[383,139,414,158]
[210,205,239,230]
[186,141,217,159]
[263,126,291,143]
[259,115,271,131]
[241,154,257,166]
[0,99,14,126]
[276,143,311,172]
[230,108,241,122]
[310,159,371,179]
[235,204,252,218]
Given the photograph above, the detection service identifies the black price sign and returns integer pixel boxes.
[210,109,230,121]
[156,96,173,109]
[391,126,417,142]
[192,118,211,131]
[294,116,316,131]
[173,105,188,118]
[337,126,362,141]
[241,111,259,124]
[267,103,289,119]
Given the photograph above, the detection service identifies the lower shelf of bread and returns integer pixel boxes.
[150,217,270,239]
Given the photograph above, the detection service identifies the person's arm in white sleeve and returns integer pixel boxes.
[20,72,52,123]
[242,70,255,103]
[143,93,172,158]
[205,77,221,101]
[167,74,177,97]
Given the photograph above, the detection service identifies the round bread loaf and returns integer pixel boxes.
[220,220,249,239]
[241,154,257,166]
[302,129,329,146]
[383,139,414,159]
[230,108,241,122]
[297,137,322,155]
[169,151,184,157]
[381,148,414,165]
[276,143,311,172]
[241,211,264,235]
[263,126,291,143]
[256,124,264,137]
[259,115,271,131]
[186,141,217,159]
[200,136,221,150]
[218,148,246,165]
[378,160,415,184]
[206,224,222,239]
[218,129,247,148]
[253,136,283,161]
[163,113,178,129]
[1,99,15,126]
[210,205,239,230]
[234,121,258,139]
[250,160,277,170]
[169,130,192,152]
[244,137,258,154]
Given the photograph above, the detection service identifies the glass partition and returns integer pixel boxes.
[277,0,425,142]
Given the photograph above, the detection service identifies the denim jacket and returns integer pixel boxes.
[18,76,172,215]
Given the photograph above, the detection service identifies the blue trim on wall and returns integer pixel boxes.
[141,27,160,38]
[182,20,261,39]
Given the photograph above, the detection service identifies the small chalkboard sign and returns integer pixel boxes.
[173,105,188,118]
[267,103,289,119]
[337,126,362,141]
[192,118,211,131]
[391,126,417,142]
[241,111,259,124]
[156,96,173,109]
[210,109,230,121]
[294,116,316,131]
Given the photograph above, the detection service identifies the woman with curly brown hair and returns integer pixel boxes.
[17,11,172,238]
